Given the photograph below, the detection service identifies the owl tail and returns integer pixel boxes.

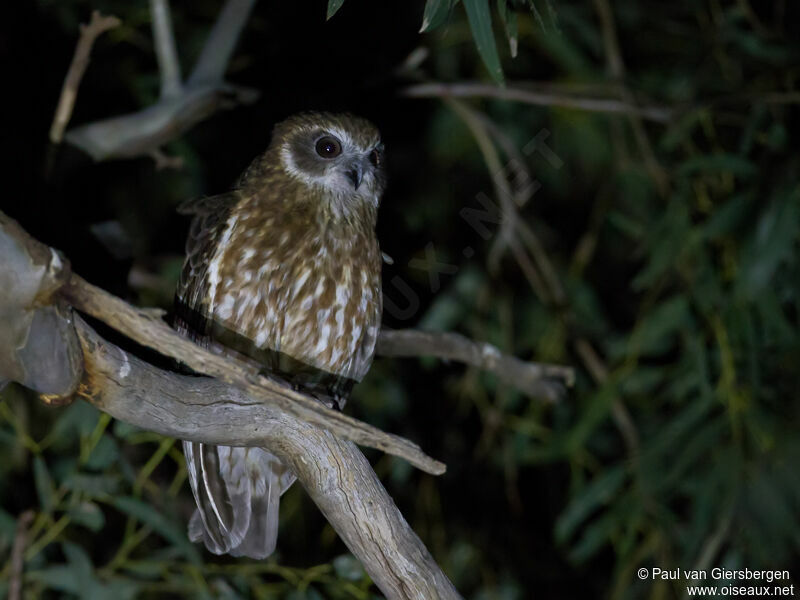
[183,442,296,559]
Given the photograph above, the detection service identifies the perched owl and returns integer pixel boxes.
[173,112,386,558]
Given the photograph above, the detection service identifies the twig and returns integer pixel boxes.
[445,99,518,275]
[64,0,258,161]
[60,275,446,476]
[573,339,639,456]
[189,0,258,85]
[592,0,624,80]
[149,147,185,170]
[514,219,567,306]
[403,82,674,123]
[8,510,35,600]
[150,0,182,98]
[592,0,669,195]
[49,11,120,144]
[446,99,565,307]
[64,84,258,161]
[71,318,461,600]
[378,329,573,401]
[438,90,640,457]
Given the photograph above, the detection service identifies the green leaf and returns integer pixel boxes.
[326,0,346,20]
[63,473,121,497]
[567,510,618,564]
[677,154,757,179]
[33,456,56,513]
[0,507,15,537]
[28,566,80,594]
[29,542,141,600]
[660,108,708,152]
[48,402,99,449]
[632,199,691,291]
[84,434,120,471]
[112,420,143,440]
[333,553,366,581]
[417,267,483,331]
[702,193,754,239]
[497,0,518,57]
[657,418,726,494]
[0,508,16,554]
[68,501,105,532]
[737,191,800,300]
[628,295,691,357]
[640,396,715,479]
[560,379,618,457]
[288,589,324,600]
[62,542,93,585]
[420,0,455,32]
[555,466,627,544]
[111,496,201,563]
[463,0,505,84]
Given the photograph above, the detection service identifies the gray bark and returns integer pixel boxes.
[73,317,461,598]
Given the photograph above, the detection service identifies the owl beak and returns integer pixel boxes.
[346,162,364,190]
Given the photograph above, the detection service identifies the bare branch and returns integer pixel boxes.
[60,274,446,476]
[8,510,35,600]
[49,10,120,144]
[151,0,182,98]
[403,81,674,123]
[64,83,258,161]
[378,329,573,401]
[0,210,443,474]
[72,317,461,599]
[445,98,566,308]
[149,147,185,170]
[189,0,258,85]
[0,212,468,597]
[0,212,566,596]
[64,0,259,161]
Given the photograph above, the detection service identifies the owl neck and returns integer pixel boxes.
[243,163,378,232]
[315,187,378,230]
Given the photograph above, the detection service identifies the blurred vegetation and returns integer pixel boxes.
[1,0,799,598]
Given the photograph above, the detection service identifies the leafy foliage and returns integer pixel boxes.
[2,0,799,598]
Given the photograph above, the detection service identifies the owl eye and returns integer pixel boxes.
[315,136,342,158]
[368,148,381,167]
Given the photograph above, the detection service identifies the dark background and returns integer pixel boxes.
[1,0,799,598]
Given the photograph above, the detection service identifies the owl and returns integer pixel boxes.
[173,112,386,558]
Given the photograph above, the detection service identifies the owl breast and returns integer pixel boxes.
[205,208,382,383]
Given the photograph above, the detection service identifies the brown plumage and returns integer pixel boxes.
[173,112,385,558]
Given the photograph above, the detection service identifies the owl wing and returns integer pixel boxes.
[342,248,384,385]
[174,193,293,559]
[174,193,238,344]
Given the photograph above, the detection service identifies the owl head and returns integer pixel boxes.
[267,112,386,207]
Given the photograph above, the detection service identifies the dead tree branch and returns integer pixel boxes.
[0,211,463,597]
[8,511,35,600]
[189,0,258,85]
[151,0,182,98]
[377,329,573,401]
[61,273,446,476]
[64,0,258,161]
[403,81,673,123]
[49,10,120,144]
[1,211,570,597]
[72,318,460,598]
